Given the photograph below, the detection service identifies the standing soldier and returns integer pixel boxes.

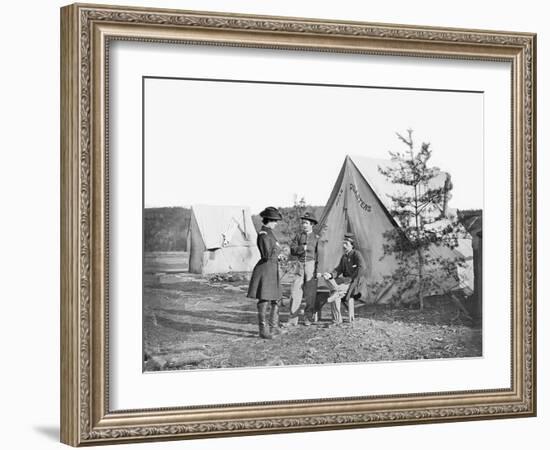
[247,207,285,339]
[285,211,320,326]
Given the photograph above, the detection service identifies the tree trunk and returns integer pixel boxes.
[413,182,424,310]
[417,248,424,310]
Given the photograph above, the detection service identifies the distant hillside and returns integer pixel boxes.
[144,207,191,252]
[144,204,326,252]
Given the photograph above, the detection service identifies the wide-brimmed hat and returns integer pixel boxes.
[259,206,282,221]
[300,211,318,224]
[343,233,355,245]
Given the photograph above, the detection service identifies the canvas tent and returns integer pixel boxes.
[187,205,260,274]
[316,155,474,304]
[458,210,483,318]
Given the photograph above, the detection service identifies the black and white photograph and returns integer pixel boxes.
[142,77,484,372]
[0,0,544,448]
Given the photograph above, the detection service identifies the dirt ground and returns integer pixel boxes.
[143,252,482,372]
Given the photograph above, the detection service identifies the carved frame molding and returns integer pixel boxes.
[61,3,536,446]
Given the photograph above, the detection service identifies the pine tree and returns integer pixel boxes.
[379,130,466,310]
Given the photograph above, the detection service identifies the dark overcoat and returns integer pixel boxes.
[330,249,368,300]
[290,231,320,266]
[247,226,282,301]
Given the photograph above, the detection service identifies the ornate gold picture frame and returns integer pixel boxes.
[60,3,536,446]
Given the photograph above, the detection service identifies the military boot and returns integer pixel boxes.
[269,302,285,336]
[257,301,273,339]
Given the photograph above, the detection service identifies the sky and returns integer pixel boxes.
[144,77,484,214]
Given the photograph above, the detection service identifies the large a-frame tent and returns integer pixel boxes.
[316,155,473,303]
[187,205,260,274]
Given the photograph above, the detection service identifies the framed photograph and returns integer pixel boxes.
[60,3,536,446]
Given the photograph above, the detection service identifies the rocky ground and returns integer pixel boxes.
[143,253,481,372]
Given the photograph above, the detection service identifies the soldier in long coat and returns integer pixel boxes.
[247,207,284,339]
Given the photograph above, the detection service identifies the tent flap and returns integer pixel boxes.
[188,205,260,274]
[191,205,257,250]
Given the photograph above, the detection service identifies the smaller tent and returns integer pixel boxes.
[187,205,260,274]
[458,210,483,318]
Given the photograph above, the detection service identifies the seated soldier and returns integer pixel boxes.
[322,233,367,325]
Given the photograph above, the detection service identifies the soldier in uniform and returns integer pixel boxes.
[322,233,367,325]
[247,207,285,339]
[285,211,320,327]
